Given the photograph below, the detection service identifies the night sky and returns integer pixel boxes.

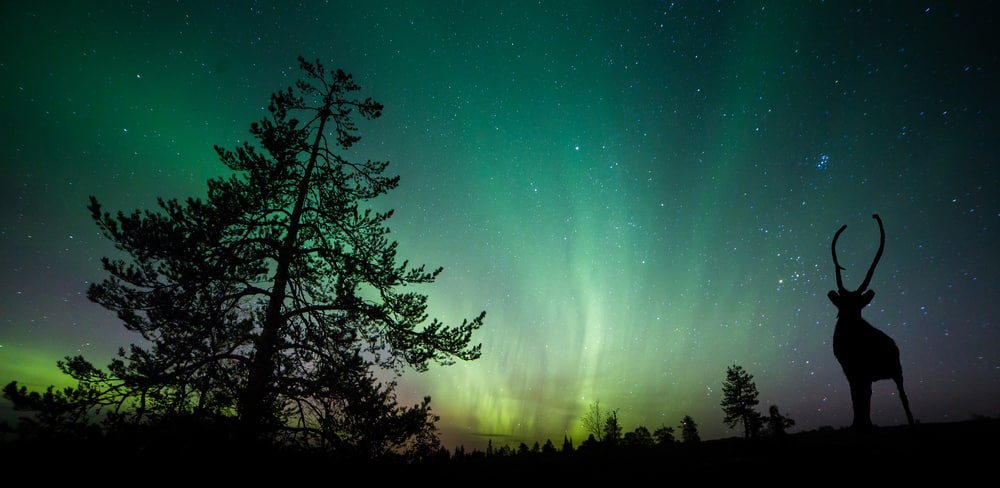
[1,1,997,452]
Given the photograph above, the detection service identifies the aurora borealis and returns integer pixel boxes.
[1,1,997,452]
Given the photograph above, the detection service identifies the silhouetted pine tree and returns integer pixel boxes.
[680,415,700,443]
[720,364,763,439]
[764,405,796,437]
[4,57,484,461]
[653,424,676,445]
[562,435,574,452]
[602,410,622,446]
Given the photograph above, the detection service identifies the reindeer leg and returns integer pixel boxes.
[894,375,915,426]
[849,379,874,430]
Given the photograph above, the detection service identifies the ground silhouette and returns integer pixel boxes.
[2,417,994,482]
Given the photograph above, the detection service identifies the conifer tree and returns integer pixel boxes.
[653,424,675,445]
[602,409,622,446]
[4,57,484,458]
[764,404,796,437]
[680,415,700,443]
[720,364,763,439]
[562,435,574,452]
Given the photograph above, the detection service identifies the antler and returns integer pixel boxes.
[831,224,848,292]
[831,214,885,293]
[859,214,885,292]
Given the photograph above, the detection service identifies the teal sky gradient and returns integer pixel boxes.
[2,1,997,451]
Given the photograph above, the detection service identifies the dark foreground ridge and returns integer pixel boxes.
[429,419,995,482]
[3,418,995,482]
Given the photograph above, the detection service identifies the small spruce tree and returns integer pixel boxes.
[721,364,764,439]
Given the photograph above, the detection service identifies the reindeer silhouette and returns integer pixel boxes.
[828,213,915,429]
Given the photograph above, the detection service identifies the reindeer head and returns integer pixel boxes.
[828,214,885,319]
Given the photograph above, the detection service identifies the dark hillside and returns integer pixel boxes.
[2,418,995,482]
[420,418,998,483]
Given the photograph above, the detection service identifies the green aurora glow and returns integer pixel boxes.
[2,1,998,451]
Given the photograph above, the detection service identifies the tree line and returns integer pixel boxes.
[437,364,796,462]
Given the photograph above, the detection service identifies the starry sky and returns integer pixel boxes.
[1,1,997,452]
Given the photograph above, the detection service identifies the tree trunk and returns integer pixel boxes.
[240,108,331,442]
